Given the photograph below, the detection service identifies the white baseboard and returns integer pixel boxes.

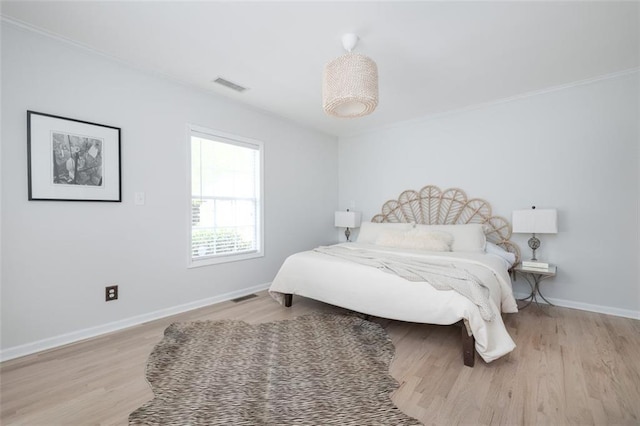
[513,291,640,320]
[0,283,272,362]
[3,286,636,362]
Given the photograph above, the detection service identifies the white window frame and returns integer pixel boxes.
[187,124,264,268]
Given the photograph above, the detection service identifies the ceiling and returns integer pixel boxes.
[1,1,638,137]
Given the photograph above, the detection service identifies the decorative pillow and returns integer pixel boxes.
[375,229,453,252]
[414,224,486,252]
[485,242,517,267]
[356,221,414,244]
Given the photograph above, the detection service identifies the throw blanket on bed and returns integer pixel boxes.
[313,246,495,321]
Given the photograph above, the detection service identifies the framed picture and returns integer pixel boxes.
[27,111,121,202]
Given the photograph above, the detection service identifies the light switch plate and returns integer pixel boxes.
[134,192,145,205]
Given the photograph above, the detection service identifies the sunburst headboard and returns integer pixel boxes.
[371,185,520,263]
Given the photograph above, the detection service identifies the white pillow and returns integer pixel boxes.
[356,221,414,244]
[414,224,486,252]
[485,242,517,267]
[375,229,453,251]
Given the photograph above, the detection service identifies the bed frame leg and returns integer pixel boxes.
[284,294,293,307]
[462,327,475,367]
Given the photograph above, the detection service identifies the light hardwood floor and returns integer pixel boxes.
[1,291,639,425]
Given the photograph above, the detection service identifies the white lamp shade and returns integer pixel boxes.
[323,53,378,118]
[512,209,558,234]
[335,211,362,228]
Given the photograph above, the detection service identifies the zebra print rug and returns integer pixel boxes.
[129,313,421,425]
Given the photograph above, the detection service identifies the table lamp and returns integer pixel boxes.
[335,209,361,242]
[512,206,557,261]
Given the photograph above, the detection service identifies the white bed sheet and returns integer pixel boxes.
[269,243,518,363]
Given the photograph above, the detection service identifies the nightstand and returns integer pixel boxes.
[513,264,557,308]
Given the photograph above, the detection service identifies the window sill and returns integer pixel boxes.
[188,250,264,268]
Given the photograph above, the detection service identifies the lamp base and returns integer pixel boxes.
[345,227,351,242]
[528,234,540,261]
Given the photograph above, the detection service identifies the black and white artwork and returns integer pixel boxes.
[28,111,121,201]
[52,132,104,186]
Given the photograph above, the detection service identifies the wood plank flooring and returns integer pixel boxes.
[1,291,639,425]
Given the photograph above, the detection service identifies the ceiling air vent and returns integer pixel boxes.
[213,77,248,92]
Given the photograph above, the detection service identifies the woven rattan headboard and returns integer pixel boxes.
[371,185,520,263]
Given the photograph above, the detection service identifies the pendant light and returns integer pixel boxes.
[322,33,379,118]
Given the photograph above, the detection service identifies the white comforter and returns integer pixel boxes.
[269,243,518,363]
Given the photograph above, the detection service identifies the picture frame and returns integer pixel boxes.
[27,111,121,202]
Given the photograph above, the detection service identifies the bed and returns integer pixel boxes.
[269,185,521,366]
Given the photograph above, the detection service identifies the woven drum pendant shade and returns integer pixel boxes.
[323,53,379,118]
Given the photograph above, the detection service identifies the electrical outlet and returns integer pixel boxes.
[105,285,118,302]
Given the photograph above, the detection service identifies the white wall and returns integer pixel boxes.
[339,71,639,316]
[0,23,338,357]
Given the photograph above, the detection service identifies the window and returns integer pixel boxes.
[188,125,263,267]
